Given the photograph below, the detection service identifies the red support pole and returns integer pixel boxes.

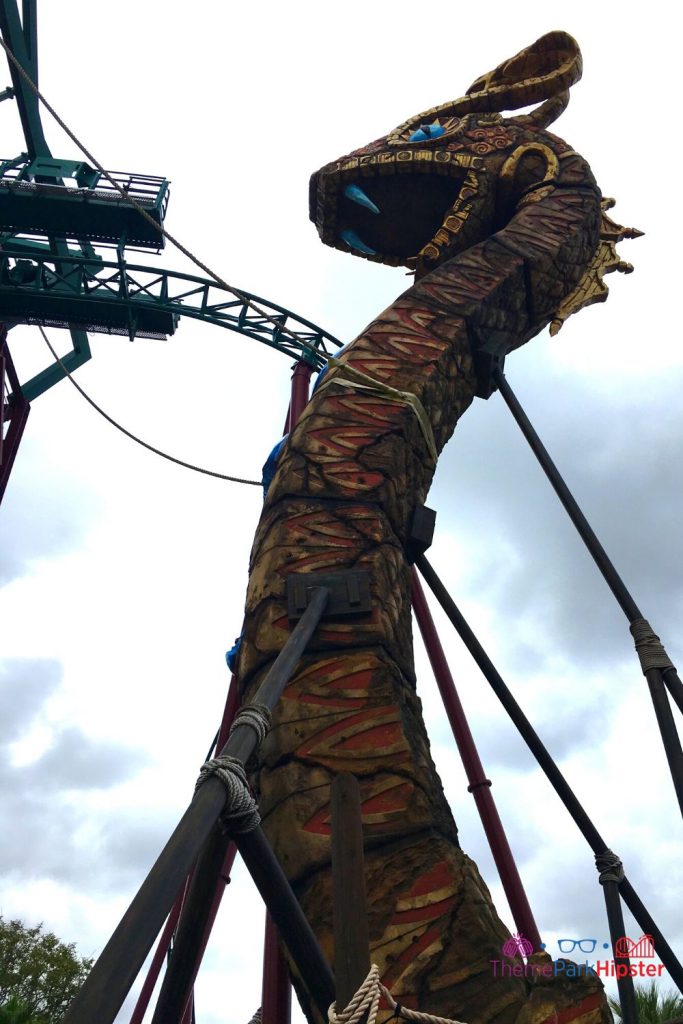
[261,363,312,1024]
[150,363,312,1022]
[289,361,313,430]
[262,912,292,1024]
[180,994,194,1024]
[129,881,189,1024]
[410,569,542,950]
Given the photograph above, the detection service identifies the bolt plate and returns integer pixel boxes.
[286,570,372,620]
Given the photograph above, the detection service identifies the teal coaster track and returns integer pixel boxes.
[0,243,342,399]
[0,0,340,405]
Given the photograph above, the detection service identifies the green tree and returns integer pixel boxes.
[609,980,683,1024]
[0,917,92,1023]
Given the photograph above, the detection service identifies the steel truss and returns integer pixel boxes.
[0,246,341,398]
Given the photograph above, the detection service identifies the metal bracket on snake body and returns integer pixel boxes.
[472,344,507,400]
[287,570,372,620]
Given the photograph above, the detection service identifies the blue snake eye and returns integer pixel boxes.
[408,122,446,143]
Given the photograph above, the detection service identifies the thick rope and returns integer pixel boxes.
[246,1009,262,1024]
[195,754,260,834]
[38,325,261,486]
[0,36,313,354]
[328,965,467,1024]
[595,849,625,886]
[229,703,273,745]
[630,618,676,674]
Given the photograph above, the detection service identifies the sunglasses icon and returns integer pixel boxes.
[558,939,597,953]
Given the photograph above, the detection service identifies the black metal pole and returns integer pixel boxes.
[151,587,332,1024]
[493,367,683,816]
[602,885,638,1024]
[492,368,640,620]
[598,853,638,1024]
[64,587,330,1024]
[663,669,683,718]
[236,826,336,1018]
[618,878,682,982]
[415,553,683,991]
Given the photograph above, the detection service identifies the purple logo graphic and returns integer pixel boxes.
[502,933,534,958]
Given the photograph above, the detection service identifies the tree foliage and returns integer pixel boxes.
[609,980,683,1024]
[0,917,92,1023]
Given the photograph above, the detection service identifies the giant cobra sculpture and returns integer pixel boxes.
[236,31,634,1024]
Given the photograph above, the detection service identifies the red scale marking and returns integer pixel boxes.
[381,924,445,989]
[365,335,446,362]
[296,706,402,758]
[345,358,404,381]
[390,894,456,926]
[300,694,365,709]
[284,513,361,542]
[540,993,605,1024]
[276,551,352,576]
[308,426,382,456]
[283,665,373,709]
[337,721,403,751]
[410,860,454,897]
[328,396,408,428]
[361,782,413,816]
[324,466,385,491]
[303,780,413,835]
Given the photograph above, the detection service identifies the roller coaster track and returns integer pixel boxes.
[0,246,342,399]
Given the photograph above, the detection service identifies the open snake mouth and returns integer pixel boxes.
[310,151,479,270]
[336,173,466,261]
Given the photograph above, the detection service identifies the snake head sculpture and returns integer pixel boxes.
[310,31,639,343]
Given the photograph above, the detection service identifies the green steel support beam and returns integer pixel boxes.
[0,0,45,157]
[0,0,94,392]
[20,331,90,401]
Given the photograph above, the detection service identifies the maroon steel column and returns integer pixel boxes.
[410,570,541,949]
[262,913,292,1024]
[288,361,314,430]
[129,880,189,1024]
[262,361,313,1024]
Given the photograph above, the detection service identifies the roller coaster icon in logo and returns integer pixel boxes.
[614,935,655,958]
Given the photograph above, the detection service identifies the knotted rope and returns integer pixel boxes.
[195,754,260,834]
[595,849,625,886]
[328,965,467,1024]
[630,618,676,675]
[229,703,273,746]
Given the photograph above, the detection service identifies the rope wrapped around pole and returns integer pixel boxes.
[194,755,260,835]
[595,849,625,886]
[630,618,676,674]
[327,965,467,1024]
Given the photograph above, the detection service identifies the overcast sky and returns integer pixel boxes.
[1,3,681,1023]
